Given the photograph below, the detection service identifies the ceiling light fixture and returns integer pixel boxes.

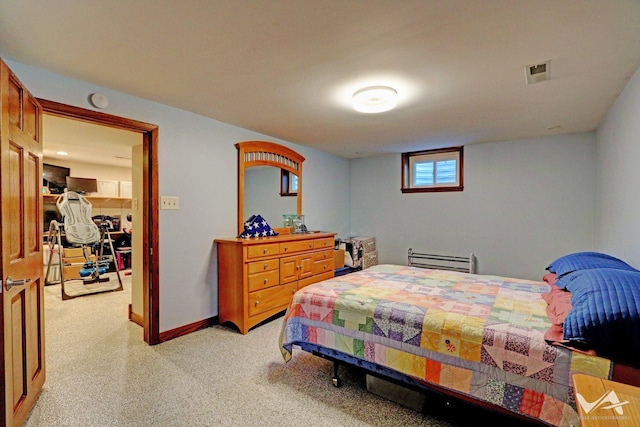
[352,86,398,113]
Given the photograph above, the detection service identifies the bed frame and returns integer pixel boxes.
[307,343,548,426]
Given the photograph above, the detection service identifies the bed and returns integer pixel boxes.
[279,253,640,427]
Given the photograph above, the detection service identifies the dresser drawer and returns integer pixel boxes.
[248,282,297,317]
[280,240,315,254]
[247,259,279,274]
[312,250,333,262]
[314,237,334,250]
[247,269,280,292]
[247,243,279,259]
[313,258,333,275]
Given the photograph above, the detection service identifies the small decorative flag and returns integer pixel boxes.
[239,214,278,238]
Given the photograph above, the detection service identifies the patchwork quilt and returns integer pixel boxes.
[280,264,612,427]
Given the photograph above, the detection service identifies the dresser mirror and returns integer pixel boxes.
[236,141,304,236]
[244,166,297,226]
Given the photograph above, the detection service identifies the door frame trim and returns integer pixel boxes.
[37,98,161,344]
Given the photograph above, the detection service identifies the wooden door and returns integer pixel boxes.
[0,59,46,427]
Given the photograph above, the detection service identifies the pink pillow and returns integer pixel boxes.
[541,284,572,326]
[543,272,558,286]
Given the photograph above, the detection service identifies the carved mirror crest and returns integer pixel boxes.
[236,141,304,236]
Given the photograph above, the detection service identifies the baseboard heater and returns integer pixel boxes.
[407,248,476,274]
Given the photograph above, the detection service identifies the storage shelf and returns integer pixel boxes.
[44,194,131,209]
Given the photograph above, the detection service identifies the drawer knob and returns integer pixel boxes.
[292,289,295,294]
[264,263,268,269]
[263,248,268,254]
[284,246,288,251]
[309,243,312,248]
[263,279,268,284]
[255,300,259,307]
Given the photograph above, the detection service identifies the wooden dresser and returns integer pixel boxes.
[215,232,336,334]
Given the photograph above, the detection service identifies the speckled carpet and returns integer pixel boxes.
[26,276,536,427]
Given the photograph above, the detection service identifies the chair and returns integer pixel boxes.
[44,191,123,299]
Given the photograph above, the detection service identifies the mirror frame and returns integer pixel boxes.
[236,141,305,236]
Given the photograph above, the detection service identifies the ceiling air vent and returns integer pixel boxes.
[525,61,550,84]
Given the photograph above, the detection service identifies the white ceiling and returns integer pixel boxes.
[43,114,140,168]
[2,1,640,159]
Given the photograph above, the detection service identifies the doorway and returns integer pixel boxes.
[38,98,160,344]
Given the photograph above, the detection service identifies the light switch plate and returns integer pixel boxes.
[160,196,179,210]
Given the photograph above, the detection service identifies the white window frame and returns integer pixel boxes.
[280,169,298,196]
[401,147,464,193]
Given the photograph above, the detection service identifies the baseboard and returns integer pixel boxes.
[128,304,144,327]
[159,316,218,342]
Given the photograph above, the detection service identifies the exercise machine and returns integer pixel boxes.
[44,190,123,300]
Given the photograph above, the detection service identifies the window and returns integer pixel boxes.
[280,169,298,196]
[401,147,463,193]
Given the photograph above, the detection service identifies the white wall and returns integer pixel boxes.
[350,133,596,280]
[595,65,640,268]
[131,144,144,317]
[6,59,351,332]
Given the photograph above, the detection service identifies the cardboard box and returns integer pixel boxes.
[63,247,85,258]
[366,375,425,412]
[63,255,96,279]
[334,249,345,269]
[362,250,378,269]
[62,256,89,266]
[63,265,83,279]
[349,236,376,253]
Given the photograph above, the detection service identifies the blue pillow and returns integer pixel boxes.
[555,267,632,290]
[547,251,637,278]
[562,269,640,357]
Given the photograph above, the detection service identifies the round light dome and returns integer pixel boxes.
[352,86,398,113]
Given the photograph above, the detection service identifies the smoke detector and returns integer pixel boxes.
[89,93,109,109]
[525,61,550,84]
